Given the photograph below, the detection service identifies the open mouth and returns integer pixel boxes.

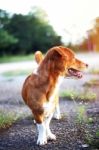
[68,68,83,78]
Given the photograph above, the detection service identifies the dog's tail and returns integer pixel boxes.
[34,51,44,64]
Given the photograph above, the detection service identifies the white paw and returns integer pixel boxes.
[53,113,61,120]
[36,123,47,145]
[47,133,56,141]
[37,137,47,145]
[33,120,36,124]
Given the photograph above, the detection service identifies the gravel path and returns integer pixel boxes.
[0,100,99,150]
[0,114,89,150]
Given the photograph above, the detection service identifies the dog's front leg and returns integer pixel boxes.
[37,122,47,145]
[45,114,56,140]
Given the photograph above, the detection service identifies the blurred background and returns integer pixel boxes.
[0,0,99,79]
[0,1,99,109]
[0,0,99,56]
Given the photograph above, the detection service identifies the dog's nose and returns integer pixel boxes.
[86,64,88,67]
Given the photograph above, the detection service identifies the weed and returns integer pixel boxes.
[2,69,32,77]
[0,111,19,129]
[86,132,99,149]
[84,79,99,87]
[85,130,93,145]
[89,68,99,74]
[60,89,77,100]
[60,89,96,102]
[75,105,87,123]
[0,54,34,63]
[96,130,99,137]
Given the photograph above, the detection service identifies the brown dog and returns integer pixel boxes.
[22,46,88,145]
[34,50,61,120]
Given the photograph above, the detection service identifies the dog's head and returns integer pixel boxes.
[43,46,88,78]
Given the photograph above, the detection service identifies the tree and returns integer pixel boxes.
[0,8,62,55]
[0,29,18,55]
[91,17,99,51]
[0,9,18,55]
[0,9,10,28]
[79,17,99,52]
[4,8,62,55]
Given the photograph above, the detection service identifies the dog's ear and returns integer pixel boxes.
[51,46,70,60]
[48,47,66,73]
[53,46,74,60]
[46,48,63,63]
[52,46,66,56]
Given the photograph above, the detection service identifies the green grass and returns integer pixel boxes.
[86,130,99,149]
[76,105,87,123]
[89,68,99,74]
[84,79,99,87]
[2,69,32,77]
[0,54,34,63]
[60,89,96,102]
[0,111,19,129]
[74,107,99,149]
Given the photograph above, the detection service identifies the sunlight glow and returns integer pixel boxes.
[0,0,99,44]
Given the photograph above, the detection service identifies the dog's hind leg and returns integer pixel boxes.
[53,95,61,120]
[53,103,61,119]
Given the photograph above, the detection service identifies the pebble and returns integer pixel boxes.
[82,144,89,148]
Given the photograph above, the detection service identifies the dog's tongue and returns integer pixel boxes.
[76,71,83,78]
[68,68,83,78]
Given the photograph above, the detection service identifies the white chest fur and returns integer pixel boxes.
[43,76,64,117]
[56,76,64,90]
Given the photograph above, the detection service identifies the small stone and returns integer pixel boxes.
[82,144,89,148]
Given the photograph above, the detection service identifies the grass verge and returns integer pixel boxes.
[74,107,99,149]
[0,54,34,63]
[2,69,32,77]
[0,111,19,130]
[89,68,99,74]
[84,79,99,87]
[60,89,96,102]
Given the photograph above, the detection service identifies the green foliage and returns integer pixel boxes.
[0,111,18,129]
[0,9,9,27]
[0,29,18,48]
[96,130,99,137]
[2,69,32,77]
[84,79,99,87]
[89,68,99,74]
[0,8,62,56]
[0,9,18,55]
[76,106,87,123]
[60,89,76,100]
[60,89,96,102]
[85,130,99,149]
[0,54,34,63]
